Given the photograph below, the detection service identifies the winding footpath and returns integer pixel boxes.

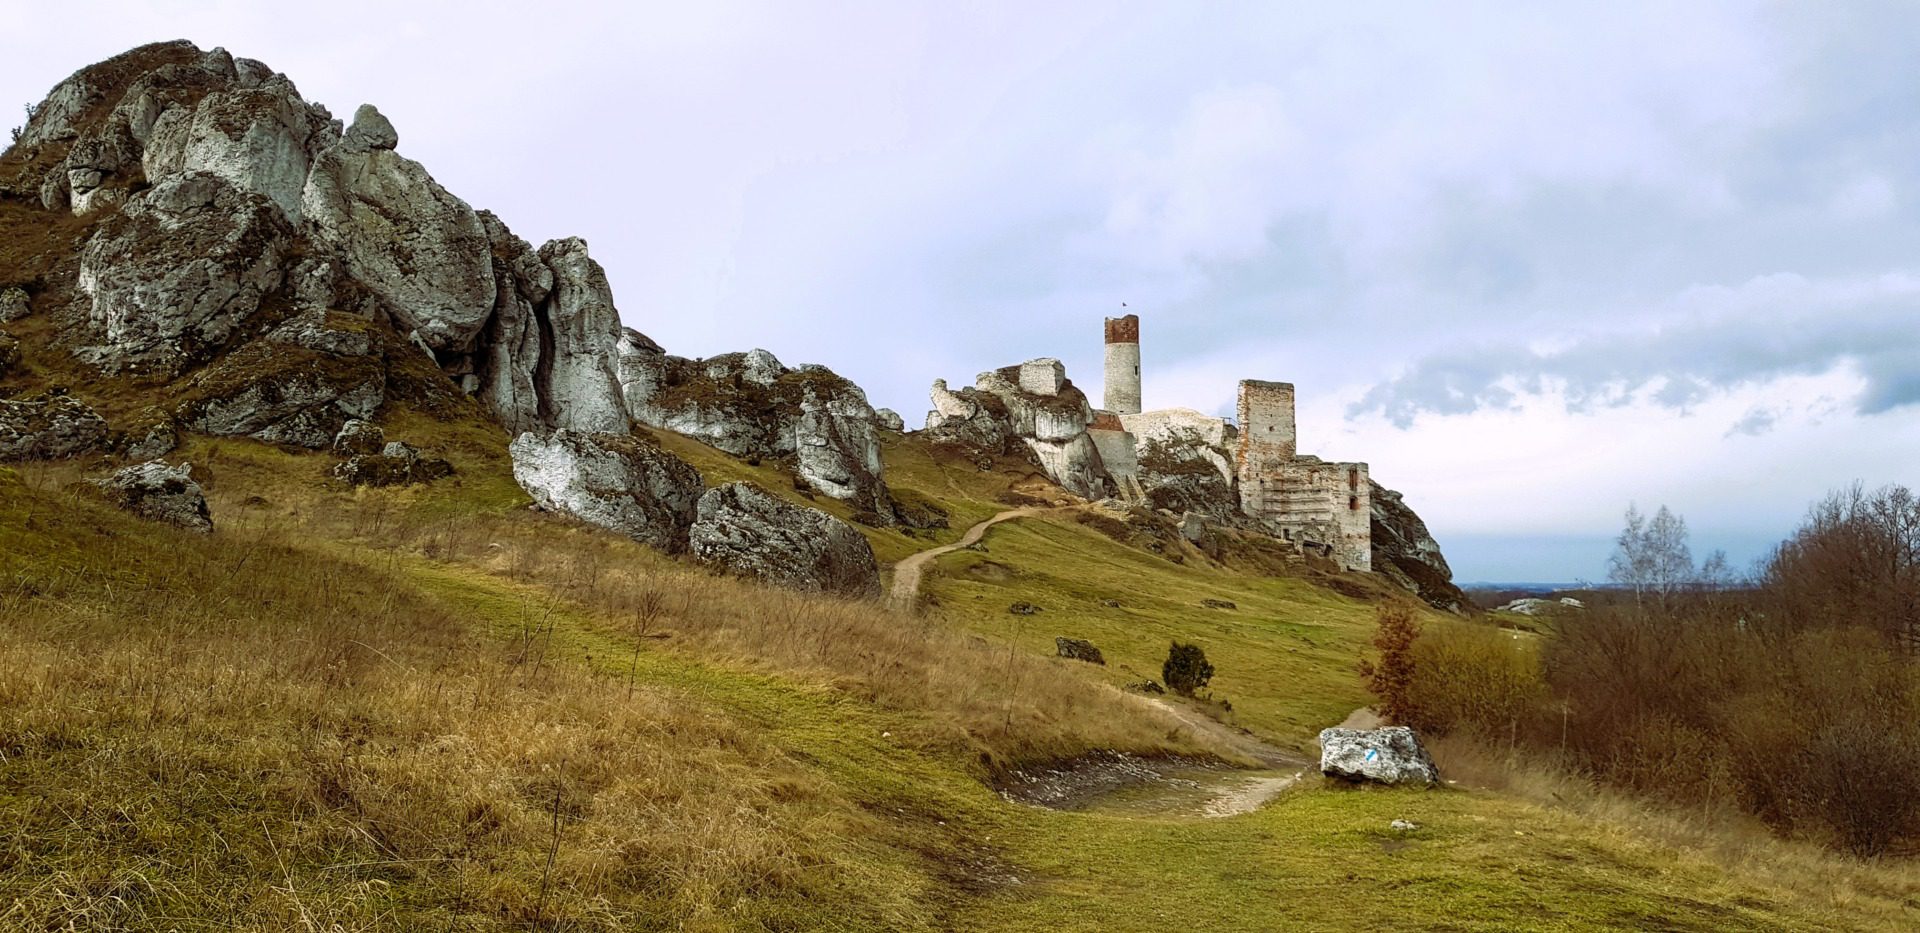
[886,507,1324,818]
[886,507,1051,610]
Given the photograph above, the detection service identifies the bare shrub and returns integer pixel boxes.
[1358,601,1421,725]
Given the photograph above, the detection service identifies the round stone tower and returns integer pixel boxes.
[1104,313,1141,415]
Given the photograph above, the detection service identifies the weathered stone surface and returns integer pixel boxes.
[471,211,553,433]
[1055,637,1105,665]
[1370,480,1470,614]
[874,408,905,432]
[0,395,110,460]
[301,105,494,352]
[510,429,702,552]
[91,460,212,532]
[177,343,384,448]
[1318,726,1440,786]
[124,409,179,461]
[624,342,893,517]
[689,482,880,598]
[0,288,29,323]
[331,418,383,456]
[929,363,1110,499]
[140,77,335,221]
[532,238,630,433]
[333,441,452,487]
[77,172,292,375]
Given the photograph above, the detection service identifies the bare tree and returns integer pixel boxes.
[1608,504,1696,613]
[1762,483,1920,649]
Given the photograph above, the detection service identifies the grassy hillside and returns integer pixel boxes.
[3,412,1916,928]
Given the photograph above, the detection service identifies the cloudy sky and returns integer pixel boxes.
[8,1,1918,582]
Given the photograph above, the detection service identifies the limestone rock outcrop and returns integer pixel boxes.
[176,343,383,448]
[927,361,1111,500]
[331,419,384,456]
[1135,426,1239,519]
[301,104,495,353]
[621,340,892,518]
[4,40,650,450]
[0,394,110,460]
[140,76,337,222]
[0,288,29,323]
[1370,481,1471,614]
[1318,726,1440,786]
[530,238,631,434]
[689,482,881,598]
[510,429,703,552]
[77,172,292,375]
[91,459,213,532]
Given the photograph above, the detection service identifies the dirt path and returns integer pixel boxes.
[886,507,1050,610]
[892,508,1351,820]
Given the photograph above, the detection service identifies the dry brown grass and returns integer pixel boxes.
[0,442,1220,928]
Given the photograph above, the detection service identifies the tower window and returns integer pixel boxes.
[1349,496,1359,511]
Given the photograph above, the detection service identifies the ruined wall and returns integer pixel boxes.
[1235,379,1370,571]
[1087,425,1143,502]
[1019,358,1065,396]
[1103,314,1141,415]
[1235,379,1296,473]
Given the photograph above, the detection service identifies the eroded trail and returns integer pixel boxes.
[886,507,1050,610]
[892,507,1336,820]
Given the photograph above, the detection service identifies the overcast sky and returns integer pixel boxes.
[8,1,1918,582]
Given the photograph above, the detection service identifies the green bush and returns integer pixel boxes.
[1163,641,1214,697]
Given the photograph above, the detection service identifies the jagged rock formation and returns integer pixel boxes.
[91,459,212,532]
[1135,426,1238,519]
[688,482,881,598]
[619,336,895,520]
[0,394,109,460]
[1369,481,1470,614]
[330,419,384,456]
[510,429,704,553]
[77,172,292,375]
[2,40,632,448]
[926,360,1110,500]
[1318,726,1440,786]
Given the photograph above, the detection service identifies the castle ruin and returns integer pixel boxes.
[1100,317,1372,571]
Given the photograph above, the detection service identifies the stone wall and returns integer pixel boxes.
[1103,314,1141,415]
[1235,379,1370,571]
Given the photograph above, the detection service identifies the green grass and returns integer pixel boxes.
[6,420,1918,929]
[920,515,1387,749]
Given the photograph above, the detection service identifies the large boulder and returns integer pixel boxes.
[91,460,213,532]
[300,104,495,353]
[1317,726,1440,786]
[1370,481,1470,614]
[689,482,881,598]
[623,342,893,518]
[76,172,293,376]
[509,429,702,552]
[0,395,110,460]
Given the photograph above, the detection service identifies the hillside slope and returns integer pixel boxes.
[4,39,1916,932]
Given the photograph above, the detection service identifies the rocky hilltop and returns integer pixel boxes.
[1,40,1464,610]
